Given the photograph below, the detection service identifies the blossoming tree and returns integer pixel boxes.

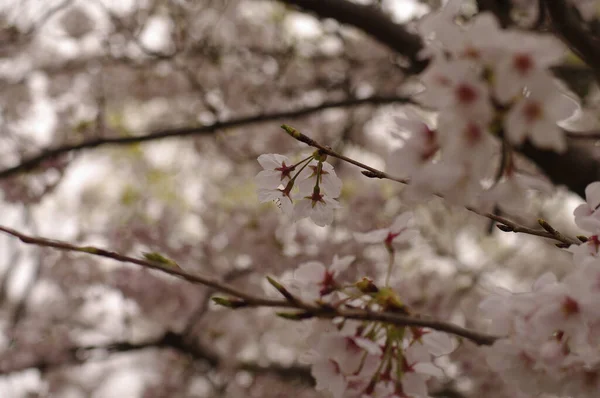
[2,0,600,397]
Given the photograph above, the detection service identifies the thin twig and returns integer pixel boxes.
[0,225,498,346]
[281,125,580,246]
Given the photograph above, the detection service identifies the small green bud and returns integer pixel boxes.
[212,297,248,309]
[266,276,296,302]
[276,311,313,320]
[356,277,379,294]
[142,252,179,268]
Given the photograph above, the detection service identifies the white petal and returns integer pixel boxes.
[255,170,285,190]
[294,261,326,284]
[330,255,355,274]
[257,153,289,170]
[390,212,413,232]
[422,331,456,356]
[293,198,312,221]
[310,201,335,227]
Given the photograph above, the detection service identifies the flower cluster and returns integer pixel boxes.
[273,256,453,398]
[388,4,578,209]
[255,153,342,226]
[478,181,600,397]
[304,320,453,398]
[262,215,456,397]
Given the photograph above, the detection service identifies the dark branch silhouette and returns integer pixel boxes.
[0,95,411,180]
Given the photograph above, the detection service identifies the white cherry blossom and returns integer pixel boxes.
[255,153,296,190]
[296,160,343,198]
[293,191,341,227]
[493,33,566,104]
[292,255,355,301]
[387,111,439,179]
[504,74,577,152]
[256,187,294,216]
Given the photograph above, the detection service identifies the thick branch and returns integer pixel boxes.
[0,225,498,346]
[278,0,426,71]
[520,140,600,199]
[0,330,313,384]
[543,0,600,83]
[0,95,410,180]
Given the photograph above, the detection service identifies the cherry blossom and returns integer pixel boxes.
[503,74,577,152]
[296,160,343,198]
[291,255,355,301]
[387,111,439,179]
[255,153,298,215]
[493,33,566,104]
[256,187,294,216]
[354,212,416,247]
[255,155,343,226]
[481,171,552,216]
[293,191,341,227]
[255,153,296,190]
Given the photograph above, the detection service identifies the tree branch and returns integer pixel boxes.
[278,0,426,71]
[542,0,600,83]
[281,125,580,246]
[0,330,313,384]
[0,225,499,346]
[275,0,600,199]
[0,95,411,180]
